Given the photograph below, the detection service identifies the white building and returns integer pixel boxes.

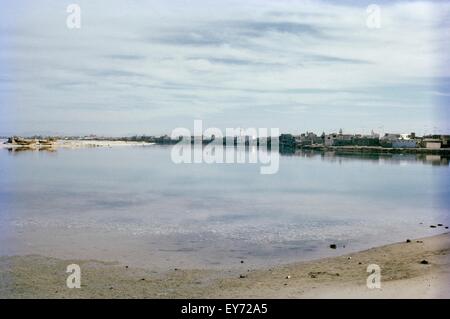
[423,139,442,149]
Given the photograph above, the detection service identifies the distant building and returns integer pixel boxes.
[443,136,450,148]
[392,140,417,148]
[324,134,336,146]
[422,139,442,149]
[297,132,323,146]
[380,133,417,148]
[398,132,416,140]
[381,133,401,141]
[400,133,410,140]
[324,133,353,146]
[422,135,449,148]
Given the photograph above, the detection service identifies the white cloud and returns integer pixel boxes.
[0,0,448,135]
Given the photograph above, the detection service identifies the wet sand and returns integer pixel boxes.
[1,233,448,298]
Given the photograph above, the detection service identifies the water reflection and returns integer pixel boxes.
[283,149,450,166]
[6,146,56,154]
[2,141,449,167]
[0,144,448,269]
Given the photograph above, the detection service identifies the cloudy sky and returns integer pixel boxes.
[0,0,449,136]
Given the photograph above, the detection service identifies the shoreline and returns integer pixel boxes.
[2,138,449,155]
[0,139,154,151]
[1,232,449,298]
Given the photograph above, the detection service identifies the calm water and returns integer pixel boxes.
[0,144,449,269]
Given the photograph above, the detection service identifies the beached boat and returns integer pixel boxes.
[7,137,36,146]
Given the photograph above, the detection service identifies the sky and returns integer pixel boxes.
[0,0,449,136]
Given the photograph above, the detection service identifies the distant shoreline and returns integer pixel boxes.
[2,138,450,156]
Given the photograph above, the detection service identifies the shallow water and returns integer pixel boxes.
[0,145,449,269]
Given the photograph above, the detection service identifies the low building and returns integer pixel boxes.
[423,139,442,149]
[392,139,417,148]
[422,135,449,148]
[297,132,323,146]
[324,134,336,146]
[380,133,417,148]
[399,133,416,140]
[380,133,400,147]
[324,133,353,146]
[443,136,450,148]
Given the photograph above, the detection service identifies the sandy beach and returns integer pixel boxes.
[1,233,448,299]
